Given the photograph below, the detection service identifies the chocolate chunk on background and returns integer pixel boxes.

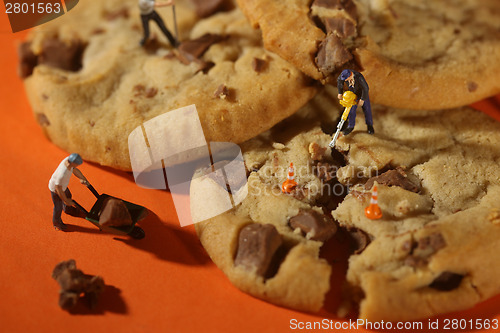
[364,168,420,193]
[429,272,464,291]
[315,33,353,77]
[39,38,86,72]
[18,42,38,78]
[189,0,234,18]
[234,223,283,277]
[289,209,337,242]
[99,198,133,227]
[178,33,226,63]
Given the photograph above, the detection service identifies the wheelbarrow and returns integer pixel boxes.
[73,183,146,239]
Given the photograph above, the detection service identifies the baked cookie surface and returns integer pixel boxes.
[194,86,500,320]
[20,0,316,170]
[237,0,500,109]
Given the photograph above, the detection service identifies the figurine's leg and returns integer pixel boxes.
[140,14,150,46]
[51,191,67,230]
[151,11,178,47]
[362,99,373,126]
[362,99,375,134]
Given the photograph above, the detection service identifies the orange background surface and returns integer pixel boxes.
[1,10,499,333]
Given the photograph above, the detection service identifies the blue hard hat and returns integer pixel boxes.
[68,153,83,165]
[340,69,352,81]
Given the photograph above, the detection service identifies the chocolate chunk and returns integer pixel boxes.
[105,8,129,21]
[414,233,446,258]
[196,60,215,74]
[18,42,38,78]
[189,0,233,18]
[315,162,338,182]
[467,81,478,92]
[289,210,337,242]
[234,223,283,277]
[39,38,86,72]
[290,185,308,201]
[429,272,464,291]
[99,198,133,227]
[85,276,105,309]
[364,168,419,193]
[347,228,371,254]
[324,17,356,38]
[52,259,77,280]
[214,84,229,99]
[59,291,80,310]
[133,85,158,98]
[404,233,446,267]
[315,33,353,77]
[36,113,50,126]
[178,34,225,63]
[52,260,105,311]
[252,58,267,73]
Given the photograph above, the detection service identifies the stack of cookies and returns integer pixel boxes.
[20,0,500,322]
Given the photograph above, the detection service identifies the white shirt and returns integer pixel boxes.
[139,0,155,15]
[48,157,74,192]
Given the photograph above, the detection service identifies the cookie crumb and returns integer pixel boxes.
[272,142,285,150]
[309,142,326,161]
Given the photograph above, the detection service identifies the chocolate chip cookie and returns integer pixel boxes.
[194,85,500,320]
[20,0,316,170]
[237,0,500,109]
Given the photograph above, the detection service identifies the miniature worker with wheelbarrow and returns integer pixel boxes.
[49,154,147,239]
[49,153,88,231]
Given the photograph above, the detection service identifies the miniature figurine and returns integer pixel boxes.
[337,69,374,135]
[48,153,88,231]
[329,90,357,148]
[139,0,178,47]
[282,162,298,194]
[365,183,382,219]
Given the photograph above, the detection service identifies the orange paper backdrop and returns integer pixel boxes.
[0,9,499,333]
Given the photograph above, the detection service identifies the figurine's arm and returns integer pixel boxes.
[337,75,345,100]
[55,185,74,206]
[73,168,89,185]
[156,0,175,7]
[358,74,369,102]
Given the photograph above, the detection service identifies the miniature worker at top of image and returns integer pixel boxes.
[48,153,89,231]
[139,0,179,47]
[337,69,374,135]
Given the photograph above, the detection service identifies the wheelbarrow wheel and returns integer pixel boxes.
[129,226,145,239]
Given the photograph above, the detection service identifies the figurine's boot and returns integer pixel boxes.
[367,125,375,134]
[343,127,354,135]
[53,220,68,231]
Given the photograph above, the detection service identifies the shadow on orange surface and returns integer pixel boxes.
[112,211,210,266]
[66,284,127,316]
